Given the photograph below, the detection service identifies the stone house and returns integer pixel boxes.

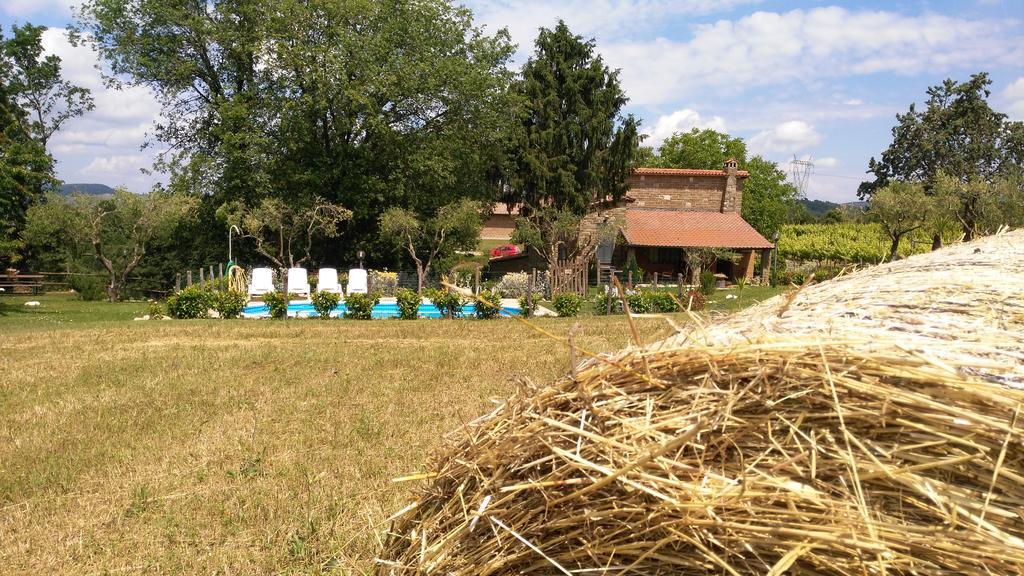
[486,159,774,282]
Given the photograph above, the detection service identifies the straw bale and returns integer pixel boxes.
[378,230,1024,574]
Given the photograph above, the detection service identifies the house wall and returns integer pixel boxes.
[481,213,515,240]
[625,172,744,213]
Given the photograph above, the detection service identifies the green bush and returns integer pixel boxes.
[215,290,247,319]
[67,274,106,301]
[552,293,583,317]
[344,292,377,320]
[594,291,623,315]
[262,291,288,319]
[426,288,464,318]
[310,290,341,319]
[395,288,422,320]
[147,299,164,319]
[626,291,651,314]
[699,271,717,296]
[645,291,679,313]
[166,285,214,319]
[518,293,540,318]
[474,290,502,319]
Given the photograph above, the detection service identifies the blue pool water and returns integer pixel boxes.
[242,301,519,319]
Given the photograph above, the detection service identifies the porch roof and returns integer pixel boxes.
[622,209,774,250]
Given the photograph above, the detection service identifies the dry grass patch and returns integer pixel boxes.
[0,311,679,574]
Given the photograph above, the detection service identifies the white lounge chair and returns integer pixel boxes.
[248,267,274,296]
[287,267,310,297]
[317,268,343,294]
[347,268,368,295]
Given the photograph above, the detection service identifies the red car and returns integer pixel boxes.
[490,244,521,258]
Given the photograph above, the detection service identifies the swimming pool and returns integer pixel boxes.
[241,300,520,319]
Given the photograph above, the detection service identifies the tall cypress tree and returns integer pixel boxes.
[511,21,639,216]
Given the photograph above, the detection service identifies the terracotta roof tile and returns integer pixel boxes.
[633,167,749,177]
[623,210,774,250]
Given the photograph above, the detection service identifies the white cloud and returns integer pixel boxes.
[1,0,77,17]
[81,154,150,176]
[37,28,163,190]
[843,99,864,106]
[1002,77,1024,120]
[815,157,839,168]
[597,7,1024,107]
[643,108,727,148]
[748,120,821,155]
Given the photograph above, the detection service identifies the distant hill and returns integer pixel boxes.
[799,198,843,218]
[60,183,115,196]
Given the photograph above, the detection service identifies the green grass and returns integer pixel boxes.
[0,291,783,573]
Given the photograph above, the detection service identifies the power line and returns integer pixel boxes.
[789,155,814,199]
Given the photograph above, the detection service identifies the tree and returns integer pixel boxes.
[1,24,91,266]
[508,20,639,269]
[652,128,746,169]
[223,197,352,269]
[930,173,1024,244]
[379,199,482,293]
[23,190,197,301]
[860,72,1024,240]
[77,0,516,265]
[869,182,930,259]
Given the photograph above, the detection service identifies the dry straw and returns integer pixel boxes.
[377,231,1024,574]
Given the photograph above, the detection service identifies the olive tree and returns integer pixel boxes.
[222,197,352,268]
[23,189,196,301]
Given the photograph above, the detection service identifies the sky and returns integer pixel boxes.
[2,0,1023,202]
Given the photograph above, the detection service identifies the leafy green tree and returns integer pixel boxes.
[860,72,1024,240]
[222,197,352,269]
[23,190,197,301]
[508,20,639,268]
[1,24,92,266]
[651,128,746,169]
[930,173,1024,243]
[379,199,482,293]
[869,182,930,259]
[77,0,516,264]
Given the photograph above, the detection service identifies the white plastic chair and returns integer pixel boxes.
[287,267,310,297]
[347,268,368,295]
[248,267,274,296]
[317,268,342,294]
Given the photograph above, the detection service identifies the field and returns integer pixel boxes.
[0,290,780,574]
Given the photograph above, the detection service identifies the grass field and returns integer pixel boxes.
[0,290,782,574]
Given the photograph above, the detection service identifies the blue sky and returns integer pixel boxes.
[3,0,1022,202]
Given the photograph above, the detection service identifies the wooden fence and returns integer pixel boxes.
[550,259,589,296]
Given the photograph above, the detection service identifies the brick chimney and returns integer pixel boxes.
[722,157,739,212]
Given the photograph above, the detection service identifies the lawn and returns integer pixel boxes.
[0,290,782,574]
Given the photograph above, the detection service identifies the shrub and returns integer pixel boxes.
[166,285,214,319]
[682,288,706,311]
[699,271,717,296]
[552,293,583,317]
[344,292,377,319]
[395,288,422,320]
[594,290,623,315]
[518,293,540,318]
[147,299,164,319]
[310,290,341,319]
[262,291,288,319]
[67,274,106,301]
[475,290,502,319]
[369,270,398,296]
[215,290,248,319]
[626,291,651,314]
[426,288,464,318]
[645,291,679,313]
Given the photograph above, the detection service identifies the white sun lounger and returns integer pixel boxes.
[287,267,310,297]
[248,267,274,296]
[317,268,343,294]
[347,268,368,295]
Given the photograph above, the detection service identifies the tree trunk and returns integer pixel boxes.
[415,262,425,294]
[888,235,901,261]
[106,278,121,302]
[932,233,943,251]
